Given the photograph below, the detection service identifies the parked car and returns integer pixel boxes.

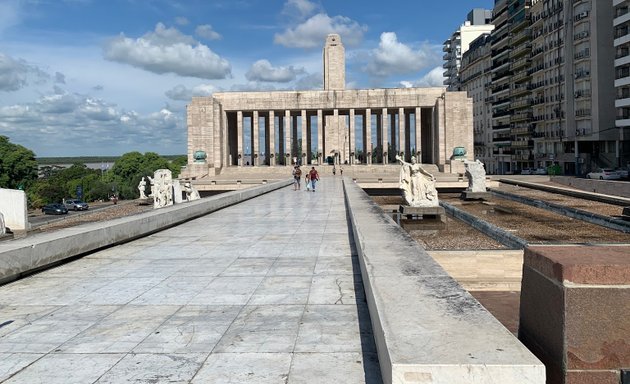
[520,168,534,175]
[41,203,68,215]
[614,168,629,179]
[64,199,89,211]
[534,168,547,175]
[586,168,621,180]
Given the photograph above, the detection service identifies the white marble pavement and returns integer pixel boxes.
[0,176,381,383]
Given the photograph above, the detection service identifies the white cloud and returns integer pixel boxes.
[165,83,219,101]
[402,66,446,88]
[281,0,318,20]
[0,89,186,156]
[274,13,366,49]
[0,52,49,92]
[103,23,231,79]
[195,24,222,40]
[175,16,189,26]
[365,32,439,78]
[294,73,322,90]
[245,59,305,83]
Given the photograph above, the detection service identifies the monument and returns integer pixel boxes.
[462,159,489,200]
[181,34,473,181]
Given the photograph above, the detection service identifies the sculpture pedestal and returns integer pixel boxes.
[398,205,445,229]
[137,198,153,206]
[461,191,490,201]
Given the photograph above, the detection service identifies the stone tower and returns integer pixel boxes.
[323,34,345,90]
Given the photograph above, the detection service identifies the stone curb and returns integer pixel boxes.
[489,188,630,233]
[343,179,544,384]
[0,180,293,285]
[440,201,528,249]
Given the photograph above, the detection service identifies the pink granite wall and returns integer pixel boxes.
[519,245,630,384]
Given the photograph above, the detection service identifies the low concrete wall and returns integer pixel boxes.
[0,188,28,231]
[343,180,545,384]
[0,180,292,285]
[500,178,630,206]
[489,188,630,233]
[551,176,630,198]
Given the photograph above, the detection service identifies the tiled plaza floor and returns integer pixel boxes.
[0,176,382,383]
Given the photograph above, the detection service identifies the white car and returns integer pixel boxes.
[586,168,621,180]
[534,168,547,175]
[520,168,534,175]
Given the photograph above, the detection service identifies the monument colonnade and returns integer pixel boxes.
[232,106,429,167]
[185,89,472,177]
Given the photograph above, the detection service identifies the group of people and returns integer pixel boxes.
[292,166,320,192]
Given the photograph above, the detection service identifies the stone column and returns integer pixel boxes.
[285,110,291,166]
[382,108,388,165]
[301,110,307,166]
[349,109,355,165]
[399,107,406,161]
[333,108,339,164]
[269,111,275,166]
[317,109,323,165]
[365,108,372,165]
[237,111,243,167]
[221,109,228,167]
[252,111,259,166]
[415,107,422,160]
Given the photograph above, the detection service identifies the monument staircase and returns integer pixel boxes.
[190,163,464,192]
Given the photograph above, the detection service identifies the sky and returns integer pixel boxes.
[0,0,494,157]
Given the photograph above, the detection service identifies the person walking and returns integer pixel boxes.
[305,172,311,191]
[339,166,343,176]
[332,165,336,176]
[292,165,302,190]
[308,167,320,192]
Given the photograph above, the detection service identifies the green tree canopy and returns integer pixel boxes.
[0,135,38,189]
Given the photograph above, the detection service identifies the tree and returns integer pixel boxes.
[0,136,38,189]
[106,152,181,199]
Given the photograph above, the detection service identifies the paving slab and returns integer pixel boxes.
[0,177,381,383]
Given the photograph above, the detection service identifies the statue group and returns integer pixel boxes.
[395,155,439,208]
[138,170,201,209]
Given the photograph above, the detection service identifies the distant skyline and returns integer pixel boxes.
[0,0,493,157]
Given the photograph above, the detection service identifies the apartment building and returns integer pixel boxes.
[461,35,497,172]
[614,0,630,168]
[459,0,619,174]
[443,9,494,91]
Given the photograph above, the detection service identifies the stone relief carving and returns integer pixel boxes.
[152,169,174,209]
[0,212,5,235]
[395,155,439,207]
[464,159,487,193]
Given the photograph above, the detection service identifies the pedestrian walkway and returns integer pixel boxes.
[0,177,381,383]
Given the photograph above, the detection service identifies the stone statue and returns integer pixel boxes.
[138,177,147,199]
[396,155,439,207]
[152,169,174,209]
[183,182,201,201]
[464,159,487,193]
[147,175,155,198]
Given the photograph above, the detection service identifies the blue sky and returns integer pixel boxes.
[0,0,494,157]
